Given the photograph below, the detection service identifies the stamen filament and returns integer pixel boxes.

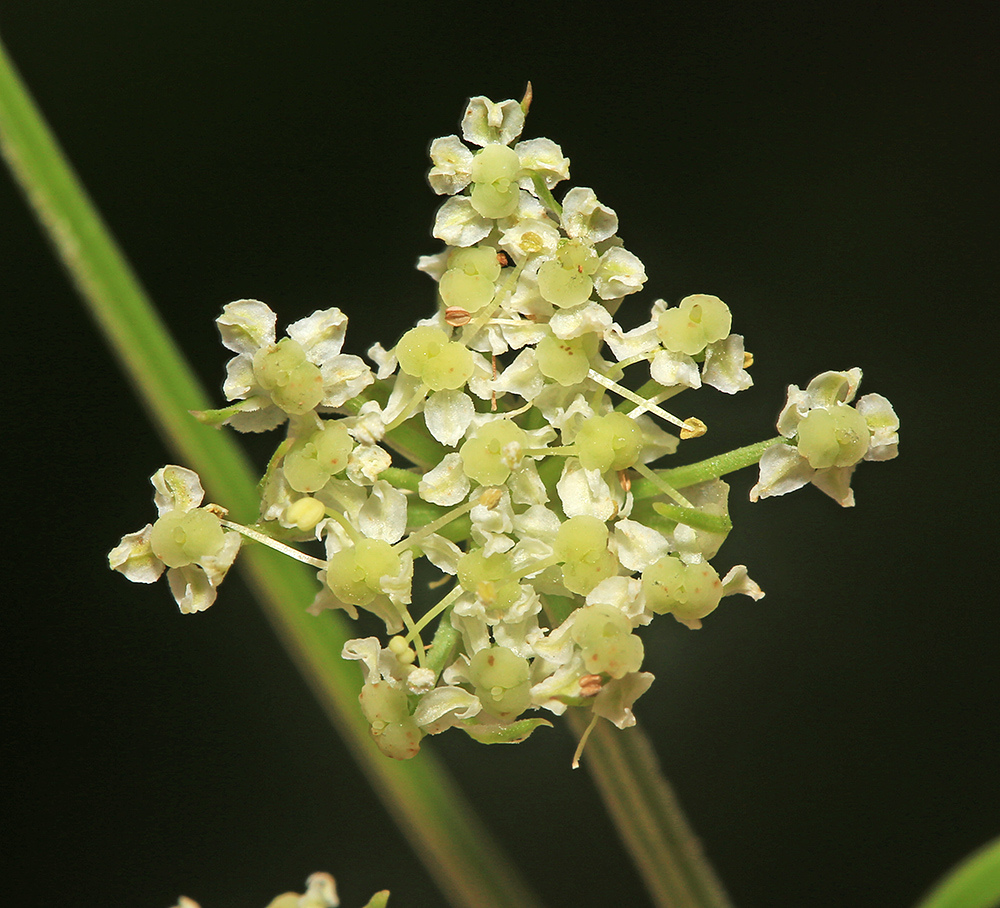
[462,260,525,343]
[523,445,577,457]
[323,507,363,545]
[411,583,464,637]
[631,462,694,508]
[384,383,431,432]
[571,712,600,769]
[587,369,702,434]
[395,495,481,552]
[219,520,327,569]
[510,553,562,582]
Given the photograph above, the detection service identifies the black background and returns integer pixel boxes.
[4,4,997,908]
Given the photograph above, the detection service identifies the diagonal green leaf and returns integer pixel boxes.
[0,36,544,908]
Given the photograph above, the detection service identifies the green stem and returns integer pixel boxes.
[634,436,785,497]
[650,502,732,535]
[0,39,544,908]
[568,713,735,908]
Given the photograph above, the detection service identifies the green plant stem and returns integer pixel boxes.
[0,38,543,908]
[568,712,735,908]
[634,436,785,498]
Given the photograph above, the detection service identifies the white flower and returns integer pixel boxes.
[499,217,562,262]
[592,672,655,728]
[109,466,240,614]
[423,389,475,447]
[358,480,408,544]
[418,453,471,506]
[214,300,373,432]
[751,369,899,507]
[702,334,753,393]
[556,459,627,521]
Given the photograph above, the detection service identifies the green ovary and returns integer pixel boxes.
[359,681,423,759]
[283,421,354,492]
[575,412,644,472]
[470,145,521,219]
[467,646,531,719]
[460,421,527,485]
[554,516,618,594]
[656,294,732,356]
[535,334,591,386]
[326,539,401,606]
[252,338,323,414]
[797,404,871,469]
[642,556,723,621]
[149,509,225,568]
[439,246,501,312]
[395,326,474,391]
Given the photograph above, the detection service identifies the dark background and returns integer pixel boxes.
[4,5,997,908]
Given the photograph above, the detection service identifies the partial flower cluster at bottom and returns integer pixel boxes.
[111,92,899,762]
[172,871,387,908]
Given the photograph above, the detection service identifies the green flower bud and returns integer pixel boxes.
[575,412,644,472]
[571,603,644,679]
[537,240,599,308]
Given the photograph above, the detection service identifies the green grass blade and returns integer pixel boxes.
[569,711,735,908]
[0,36,544,908]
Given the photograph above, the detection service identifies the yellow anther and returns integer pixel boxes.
[479,488,503,509]
[680,417,707,440]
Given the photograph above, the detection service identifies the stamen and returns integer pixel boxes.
[445,307,471,326]
[571,713,600,769]
[219,520,327,569]
[395,493,482,552]
[579,674,603,697]
[411,583,464,637]
[631,463,694,508]
[587,370,705,435]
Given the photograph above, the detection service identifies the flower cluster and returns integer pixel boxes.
[111,92,899,761]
